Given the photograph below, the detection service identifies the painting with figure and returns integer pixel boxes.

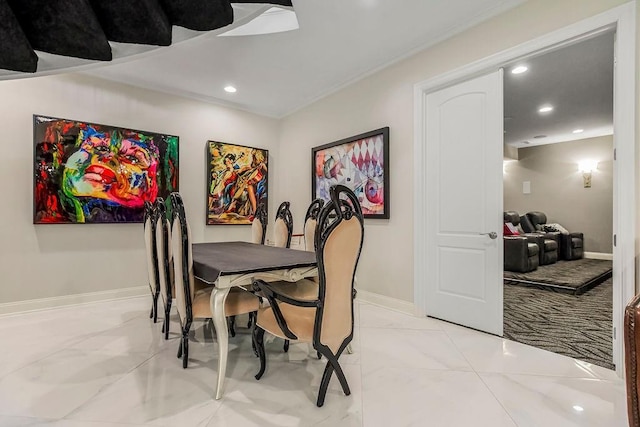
[207,141,268,225]
[33,115,179,224]
[312,127,389,219]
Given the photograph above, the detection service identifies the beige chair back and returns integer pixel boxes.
[319,218,362,354]
[252,217,265,244]
[144,213,158,293]
[315,187,364,355]
[155,214,172,306]
[273,201,293,248]
[304,218,317,252]
[170,193,196,326]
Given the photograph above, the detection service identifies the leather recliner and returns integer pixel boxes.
[525,211,584,261]
[504,211,558,266]
[504,236,539,273]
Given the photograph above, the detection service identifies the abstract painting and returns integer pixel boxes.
[312,127,389,219]
[33,115,179,224]
[206,141,268,225]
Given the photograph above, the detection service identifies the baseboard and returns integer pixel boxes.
[0,286,148,317]
[356,289,417,316]
[584,252,613,260]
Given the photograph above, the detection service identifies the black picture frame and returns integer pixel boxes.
[312,127,389,219]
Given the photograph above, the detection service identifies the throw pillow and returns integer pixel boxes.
[503,222,519,236]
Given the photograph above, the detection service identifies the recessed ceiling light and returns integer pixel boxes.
[538,105,554,113]
[572,405,584,412]
[224,85,237,93]
[511,65,528,74]
[533,135,547,139]
[573,129,584,134]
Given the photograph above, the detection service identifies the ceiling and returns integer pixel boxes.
[503,30,614,148]
[80,0,525,118]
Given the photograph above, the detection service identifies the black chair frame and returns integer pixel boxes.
[252,184,364,407]
[144,201,160,324]
[275,201,293,248]
[156,198,173,340]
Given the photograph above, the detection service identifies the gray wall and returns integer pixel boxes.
[503,135,613,253]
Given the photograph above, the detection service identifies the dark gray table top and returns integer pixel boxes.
[192,241,317,284]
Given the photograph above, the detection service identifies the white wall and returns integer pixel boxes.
[279,0,629,303]
[0,74,279,304]
[504,136,614,253]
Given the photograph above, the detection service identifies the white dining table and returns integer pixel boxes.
[191,241,318,399]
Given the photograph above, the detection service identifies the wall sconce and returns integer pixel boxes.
[578,160,598,188]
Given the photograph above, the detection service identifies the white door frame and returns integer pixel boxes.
[413,2,636,375]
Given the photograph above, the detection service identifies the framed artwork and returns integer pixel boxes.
[33,115,179,224]
[206,141,268,225]
[312,127,389,219]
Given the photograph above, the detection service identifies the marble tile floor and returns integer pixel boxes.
[0,297,627,427]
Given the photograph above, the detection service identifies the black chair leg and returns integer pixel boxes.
[329,355,350,396]
[149,306,154,319]
[152,293,159,324]
[247,311,256,328]
[177,339,183,359]
[228,316,236,338]
[283,339,289,353]
[182,335,189,369]
[317,361,335,407]
[164,302,171,340]
[253,327,266,380]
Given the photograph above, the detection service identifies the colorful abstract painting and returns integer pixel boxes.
[312,127,389,219]
[33,115,179,224]
[207,141,268,225]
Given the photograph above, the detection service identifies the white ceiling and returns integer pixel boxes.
[81,0,525,118]
[504,30,614,148]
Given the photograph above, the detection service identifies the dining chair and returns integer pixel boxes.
[155,197,173,340]
[252,184,364,407]
[304,198,325,252]
[252,201,268,245]
[273,201,293,248]
[169,192,260,368]
[143,201,160,324]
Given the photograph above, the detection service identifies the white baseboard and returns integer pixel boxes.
[356,289,417,316]
[584,252,613,260]
[0,286,149,317]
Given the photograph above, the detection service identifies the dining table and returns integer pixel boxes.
[191,241,318,399]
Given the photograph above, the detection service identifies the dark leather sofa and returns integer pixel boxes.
[504,211,558,266]
[504,235,539,273]
[524,211,584,260]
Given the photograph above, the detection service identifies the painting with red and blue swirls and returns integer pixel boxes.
[33,115,179,224]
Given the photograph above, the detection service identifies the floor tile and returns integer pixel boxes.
[0,349,150,419]
[480,373,626,427]
[359,303,443,330]
[361,367,515,427]
[360,328,472,372]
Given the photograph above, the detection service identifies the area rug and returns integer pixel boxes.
[503,258,612,294]
[503,278,613,370]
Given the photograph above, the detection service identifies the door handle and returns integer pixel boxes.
[479,232,498,239]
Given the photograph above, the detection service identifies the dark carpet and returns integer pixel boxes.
[504,258,612,294]
[503,275,613,370]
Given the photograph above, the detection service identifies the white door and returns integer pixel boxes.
[425,70,504,335]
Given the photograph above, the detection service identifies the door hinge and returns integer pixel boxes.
[614,148,617,160]
[614,234,617,246]
[613,326,617,340]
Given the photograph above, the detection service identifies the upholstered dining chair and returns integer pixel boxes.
[304,198,324,252]
[252,202,268,245]
[252,185,364,407]
[169,192,260,368]
[273,201,293,248]
[143,201,160,324]
[155,198,174,340]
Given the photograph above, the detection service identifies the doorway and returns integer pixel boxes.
[413,3,635,375]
